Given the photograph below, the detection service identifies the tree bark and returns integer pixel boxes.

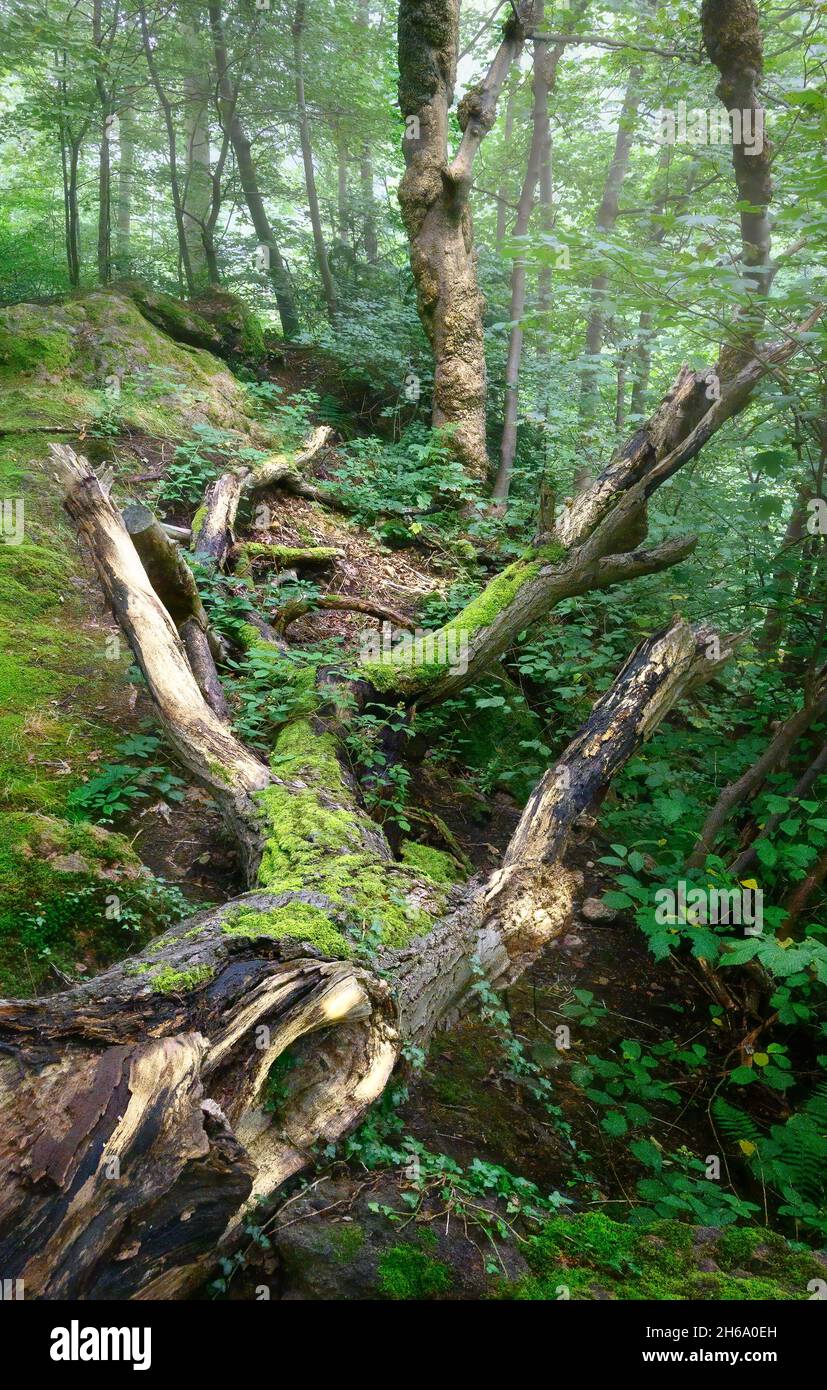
[397,0,531,480]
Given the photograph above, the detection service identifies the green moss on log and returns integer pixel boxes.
[361,541,567,694]
[252,717,447,954]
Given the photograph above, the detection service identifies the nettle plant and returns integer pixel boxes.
[155,425,270,507]
[67,733,186,824]
[319,424,480,534]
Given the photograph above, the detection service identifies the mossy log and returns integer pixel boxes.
[0,465,733,1303]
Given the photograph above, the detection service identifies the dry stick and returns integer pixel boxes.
[275,593,416,634]
[687,672,827,868]
[729,740,827,878]
[781,843,827,937]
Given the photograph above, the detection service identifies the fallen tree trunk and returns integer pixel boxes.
[0,447,735,1298]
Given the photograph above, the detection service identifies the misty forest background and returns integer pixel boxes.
[0,0,826,1300]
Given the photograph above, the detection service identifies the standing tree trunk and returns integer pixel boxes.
[701,0,773,369]
[492,11,569,509]
[115,103,135,276]
[138,1,195,294]
[575,60,645,483]
[209,2,299,338]
[360,146,378,262]
[181,27,216,288]
[397,0,531,481]
[495,70,519,252]
[357,0,378,264]
[292,0,337,322]
[92,0,112,284]
[336,125,349,245]
[59,99,83,289]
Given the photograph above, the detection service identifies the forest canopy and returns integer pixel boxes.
[0,0,825,1323]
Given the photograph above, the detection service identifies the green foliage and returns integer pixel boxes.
[67,735,186,824]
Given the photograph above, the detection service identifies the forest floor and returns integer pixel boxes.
[4,289,823,1301]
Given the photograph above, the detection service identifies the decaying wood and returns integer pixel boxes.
[49,445,270,872]
[0,487,733,1305]
[123,500,229,717]
[192,470,245,566]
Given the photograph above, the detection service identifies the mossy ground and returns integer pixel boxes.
[0,386,190,995]
[377,1244,453,1299]
[0,292,269,441]
[504,1213,825,1300]
[0,813,180,994]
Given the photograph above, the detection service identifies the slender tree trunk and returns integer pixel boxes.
[96,112,112,283]
[615,348,627,435]
[92,0,112,284]
[138,1,195,294]
[356,0,378,263]
[575,62,644,481]
[292,0,337,322]
[495,70,519,252]
[59,100,82,288]
[758,478,812,654]
[629,152,698,420]
[209,2,299,337]
[336,126,349,245]
[115,103,134,276]
[182,28,215,288]
[360,146,378,262]
[492,12,569,508]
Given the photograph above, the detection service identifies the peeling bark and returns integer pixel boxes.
[397,0,532,478]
